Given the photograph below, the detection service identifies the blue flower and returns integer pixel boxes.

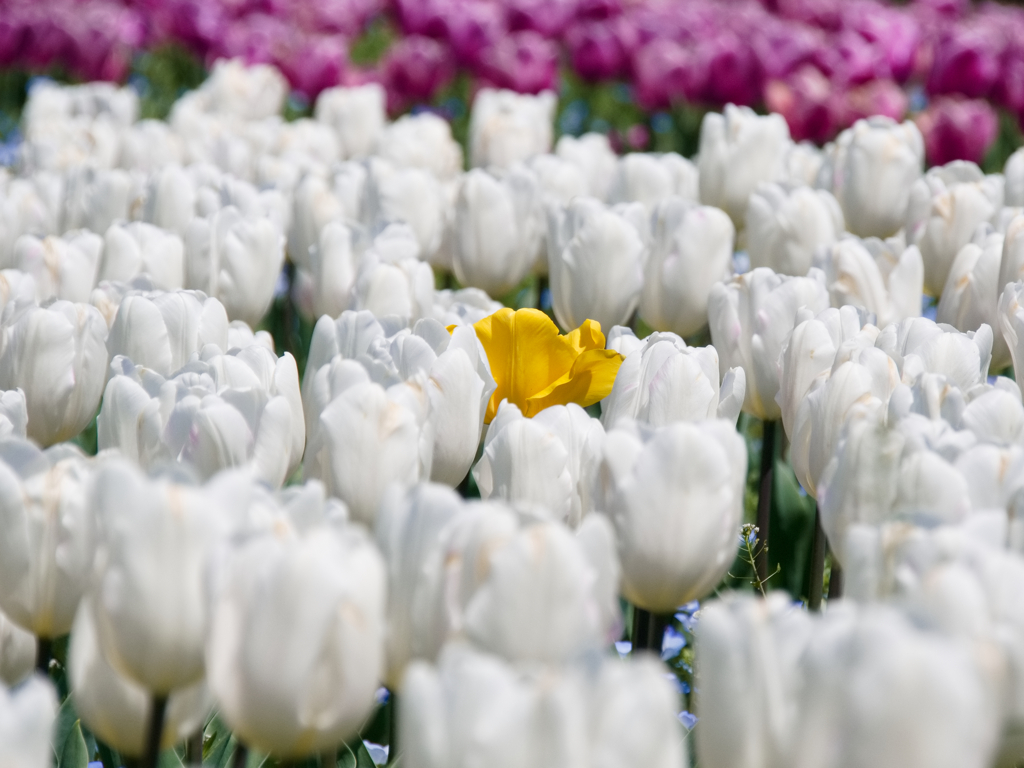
[678,711,698,730]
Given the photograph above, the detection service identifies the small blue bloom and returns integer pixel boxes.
[678,711,698,730]
[374,687,390,705]
[651,112,674,135]
[364,741,389,766]
[733,250,751,275]
[273,267,291,299]
[614,640,632,657]
[661,625,686,660]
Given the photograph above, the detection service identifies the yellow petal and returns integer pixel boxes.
[525,347,624,417]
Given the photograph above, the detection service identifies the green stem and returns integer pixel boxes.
[807,504,827,612]
[185,729,203,764]
[387,690,398,765]
[631,606,650,651]
[755,420,776,585]
[35,637,52,675]
[647,613,668,653]
[827,551,844,602]
[232,743,248,768]
[143,695,168,768]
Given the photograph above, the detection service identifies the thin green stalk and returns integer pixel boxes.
[807,504,827,612]
[143,695,169,768]
[755,420,776,584]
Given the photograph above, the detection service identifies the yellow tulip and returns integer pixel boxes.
[464,308,625,423]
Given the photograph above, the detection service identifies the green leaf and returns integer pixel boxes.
[59,721,89,768]
[51,694,79,762]
[337,740,378,768]
[768,457,818,600]
[204,715,236,768]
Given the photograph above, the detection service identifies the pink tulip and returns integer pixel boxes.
[633,38,700,110]
[843,2,920,83]
[383,34,456,111]
[278,33,347,98]
[393,0,452,38]
[838,77,908,126]
[565,17,638,82]
[764,65,838,143]
[915,97,998,167]
[505,0,577,37]
[446,1,506,66]
[697,31,762,107]
[926,22,1001,99]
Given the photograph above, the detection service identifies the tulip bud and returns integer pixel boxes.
[602,329,746,428]
[401,642,683,768]
[305,378,433,526]
[143,165,197,237]
[351,227,435,323]
[641,198,736,338]
[596,419,747,612]
[61,166,133,234]
[474,402,604,527]
[0,270,37,317]
[174,58,287,121]
[88,459,231,694]
[0,441,96,640]
[453,166,543,296]
[527,154,589,209]
[106,288,229,377]
[207,524,386,758]
[0,608,35,686]
[937,229,1009,370]
[185,205,285,327]
[302,221,358,320]
[746,182,844,276]
[0,176,59,265]
[820,236,924,328]
[469,88,556,170]
[609,152,699,210]
[13,230,103,304]
[69,596,211,757]
[998,213,1024,298]
[819,116,924,238]
[555,132,617,201]
[431,287,503,328]
[1007,149,1024,208]
[99,221,185,290]
[698,105,792,225]
[546,197,646,332]
[695,592,814,768]
[791,347,900,498]
[905,162,1003,295]
[0,301,108,446]
[314,83,387,160]
[364,157,447,261]
[118,119,184,174]
[776,305,879,439]
[999,280,1024,383]
[377,113,463,182]
[709,267,830,420]
[0,674,57,768]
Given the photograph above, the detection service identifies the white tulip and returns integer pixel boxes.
[12,230,103,304]
[938,229,1009,370]
[641,198,735,338]
[314,83,386,159]
[69,595,211,757]
[782,141,825,187]
[88,459,231,694]
[185,205,285,327]
[401,644,682,768]
[430,287,503,328]
[207,524,385,758]
[790,346,900,498]
[105,288,228,377]
[0,301,108,446]
[0,269,37,317]
[817,415,972,565]
[695,592,814,768]
[0,174,58,267]
[304,221,358,320]
[98,343,304,487]
[364,158,446,260]
[174,58,286,120]
[453,166,543,296]
[0,608,35,686]
[905,162,1003,295]
[555,132,618,201]
[998,213,1024,299]
[998,280,1024,383]
[698,105,792,225]
[60,165,133,234]
[99,221,185,290]
[776,305,879,439]
[609,152,699,210]
[0,441,96,639]
[746,182,844,276]
[709,267,829,420]
[876,316,993,392]
[818,116,924,238]
[377,113,463,182]
[596,418,746,612]
[118,119,184,173]
[305,377,432,526]
[820,236,924,328]
[0,390,27,440]
[527,154,588,208]
[602,329,745,429]
[474,402,604,527]
[305,312,494,487]
[469,88,556,170]
[0,674,57,768]
[351,227,435,323]
[143,164,197,236]
[546,197,646,332]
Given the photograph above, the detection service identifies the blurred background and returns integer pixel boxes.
[1,0,1024,174]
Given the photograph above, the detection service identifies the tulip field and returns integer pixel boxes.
[7,0,1024,767]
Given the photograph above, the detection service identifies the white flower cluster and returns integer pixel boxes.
[5,57,1024,768]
